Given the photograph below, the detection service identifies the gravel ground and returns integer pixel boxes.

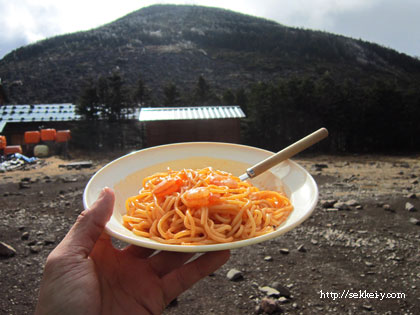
[1,154,419,314]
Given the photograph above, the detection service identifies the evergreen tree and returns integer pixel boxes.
[96,75,109,117]
[163,82,181,106]
[194,75,211,105]
[74,78,102,150]
[106,72,128,121]
[76,78,100,120]
[0,79,8,106]
[235,88,247,108]
[222,89,235,105]
[132,75,151,107]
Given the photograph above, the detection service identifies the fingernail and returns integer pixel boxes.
[99,187,109,198]
[90,188,108,208]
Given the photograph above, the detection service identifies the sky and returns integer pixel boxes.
[1,0,419,60]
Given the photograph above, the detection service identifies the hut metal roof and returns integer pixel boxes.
[0,104,140,132]
[139,106,245,121]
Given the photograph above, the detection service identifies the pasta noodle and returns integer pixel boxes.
[123,167,293,245]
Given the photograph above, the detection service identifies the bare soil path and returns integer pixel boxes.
[1,153,419,314]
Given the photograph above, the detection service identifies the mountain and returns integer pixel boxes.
[1,4,420,104]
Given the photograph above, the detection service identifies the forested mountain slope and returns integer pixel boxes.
[1,5,419,152]
[1,4,419,104]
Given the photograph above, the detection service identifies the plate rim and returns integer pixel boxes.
[83,141,318,252]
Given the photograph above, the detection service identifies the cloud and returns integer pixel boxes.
[0,1,61,57]
[251,0,379,29]
[1,1,58,41]
[251,0,419,56]
[331,0,420,55]
[0,0,143,58]
[0,35,27,60]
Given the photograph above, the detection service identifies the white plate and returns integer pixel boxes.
[83,142,318,252]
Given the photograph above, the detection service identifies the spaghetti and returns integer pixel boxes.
[123,167,293,245]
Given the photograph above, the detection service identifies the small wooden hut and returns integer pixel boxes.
[139,106,246,147]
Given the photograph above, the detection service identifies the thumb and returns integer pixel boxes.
[57,187,115,258]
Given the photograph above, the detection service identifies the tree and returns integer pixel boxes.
[235,88,247,108]
[244,82,286,150]
[132,75,151,107]
[163,82,181,107]
[76,78,100,120]
[222,89,235,105]
[74,78,102,150]
[75,73,131,151]
[105,72,128,121]
[0,79,8,106]
[194,75,211,104]
[95,75,109,116]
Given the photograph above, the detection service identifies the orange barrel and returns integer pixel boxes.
[55,130,71,143]
[0,135,6,150]
[24,131,41,144]
[40,129,56,141]
[4,145,23,155]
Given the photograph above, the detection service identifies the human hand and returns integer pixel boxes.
[35,187,230,315]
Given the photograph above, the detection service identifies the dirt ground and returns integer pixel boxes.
[1,152,419,314]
